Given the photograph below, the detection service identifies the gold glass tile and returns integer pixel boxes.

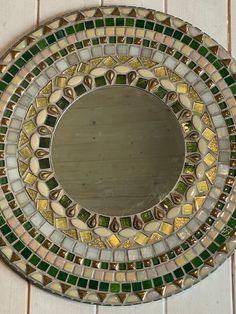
[206,166,217,184]
[19,146,32,159]
[102,56,117,68]
[55,76,67,88]
[182,204,193,215]
[194,196,206,210]
[201,112,212,126]
[174,217,189,230]
[208,137,218,153]
[39,82,52,95]
[134,233,148,245]
[167,69,181,82]
[90,57,104,66]
[88,238,106,249]
[107,235,120,248]
[189,87,201,101]
[40,210,53,225]
[37,199,48,210]
[78,62,90,73]
[19,131,28,146]
[26,188,38,200]
[193,102,204,113]
[23,120,36,134]
[204,153,216,166]
[197,181,208,193]
[26,106,37,119]
[148,232,162,243]
[18,160,28,175]
[80,230,93,242]
[177,83,188,93]
[120,239,134,249]
[154,66,166,77]
[55,217,68,230]
[24,173,37,185]
[202,128,215,141]
[36,97,48,109]
[128,57,142,69]
[140,57,156,68]
[159,222,172,235]
[63,229,78,240]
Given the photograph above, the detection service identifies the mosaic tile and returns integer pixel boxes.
[0,5,235,306]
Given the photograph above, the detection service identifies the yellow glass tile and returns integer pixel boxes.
[134,233,148,245]
[177,83,188,93]
[103,56,116,68]
[206,166,217,184]
[24,173,37,185]
[202,128,215,141]
[193,102,204,113]
[19,146,32,159]
[19,131,28,146]
[159,222,172,235]
[167,69,181,82]
[154,66,166,77]
[201,112,212,127]
[18,160,28,175]
[39,209,53,224]
[189,87,201,101]
[182,204,193,215]
[208,137,218,153]
[26,188,37,200]
[77,62,90,73]
[26,106,37,119]
[63,66,76,76]
[174,217,189,230]
[140,57,156,68]
[90,57,103,67]
[204,153,216,166]
[107,235,120,248]
[80,230,92,242]
[194,196,205,210]
[37,199,48,210]
[120,239,134,249]
[182,122,192,133]
[88,238,106,249]
[148,232,162,243]
[128,57,142,69]
[64,262,73,272]
[55,76,67,88]
[116,56,131,63]
[39,82,52,95]
[55,217,68,230]
[23,120,36,134]
[63,229,78,240]
[197,180,208,193]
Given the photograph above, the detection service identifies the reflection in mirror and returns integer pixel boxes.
[52,86,185,216]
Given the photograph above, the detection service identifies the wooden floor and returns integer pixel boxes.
[0,0,235,313]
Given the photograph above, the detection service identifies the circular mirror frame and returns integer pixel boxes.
[0,5,236,305]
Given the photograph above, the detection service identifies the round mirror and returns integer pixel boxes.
[52,86,185,216]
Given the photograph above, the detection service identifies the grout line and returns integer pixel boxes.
[163,297,167,314]
[95,304,99,314]
[227,0,232,54]
[100,0,104,7]
[36,0,40,28]
[164,0,168,14]
[26,281,31,314]
[231,255,235,314]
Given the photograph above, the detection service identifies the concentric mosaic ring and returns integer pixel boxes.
[0,5,236,305]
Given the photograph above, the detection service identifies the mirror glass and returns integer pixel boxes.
[52,86,185,216]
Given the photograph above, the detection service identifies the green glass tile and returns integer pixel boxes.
[45,115,57,127]
[98,215,110,227]
[0,81,7,92]
[181,35,191,44]
[110,283,120,293]
[211,86,219,94]
[39,158,50,169]
[23,222,32,231]
[83,259,91,266]
[230,135,236,142]
[6,192,14,201]
[39,137,50,148]
[59,195,72,208]
[153,86,167,98]
[8,65,19,75]
[13,240,24,252]
[11,94,20,102]
[89,280,98,290]
[153,277,163,287]
[15,58,26,68]
[152,257,160,265]
[95,19,104,27]
[201,73,209,81]
[105,18,114,26]
[183,262,193,272]
[190,40,200,49]
[194,230,203,239]
[142,280,152,289]
[186,142,198,152]
[74,84,86,96]
[57,271,68,281]
[206,53,217,63]
[116,74,126,84]
[192,257,203,267]
[46,34,56,44]
[159,43,167,52]
[206,217,214,225]
[141,210,154,222]
[120,217,131,228]
[173,30,183,40]
[126,18,134,27]
[154,24,164,33]
[136,78,148,89]
[2,73,13,84]
[118,263,126,270]
[22,51,33,61]
[230,84,236,94]
[85,20,94,29]
[21,247,32,259]
[164,27,174,36]
[77,208,90,222]
[132,282,142,292]
[20,80,29,88]
[65,26,75,35]
[60,48,68,57]
[36,234,45,243]
[95,76,106,87]
[78,278,88,288]
[99,282,109,292]
[50,244,59,253]
[67,275,77,285]
[29,254,40,266]
[75,41,83,49]
[46,177,58,190]
[0,126,7,134]
[48,266,59,277]
[66,253,74,261]
[219,101,227,109]
[0,177,8,184]
[145,21,154,30]
[215,234,226,245]
[38,261,49,271]
[126,37,133,44]
[164,273,174,283]
[174,51,182,60]
[227,218,236,229]
[92,38,99,45]
[198,46,208,56]
[200,250,210,260]
[45,57,53,65]
[0,224,11,235]
[109,36,116,43]
[208,242,219,254]
[56,97,70,110]
[216,201,224,210]
[136,19,145,28]
[225,76,234,86]
[175,181,188,195]
[100,262,108,269]
[213,60,223,70]
[174,268,184,278]
[75,23,85,32]
[167,251,175,259]
[122,283,131,292]
[171,100,183,113]
[219,67,229,77]
[116,18,124,26]
[6,232,17,243]
[55,29,65,39]
[143,39,150,47]
[188,61,196,69]
[160,198,173,210]
[135,261,143,269]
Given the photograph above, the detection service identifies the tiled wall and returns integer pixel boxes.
[0,1,235,313]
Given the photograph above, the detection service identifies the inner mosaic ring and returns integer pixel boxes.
[17,57,218,251]
[0,5,235,305]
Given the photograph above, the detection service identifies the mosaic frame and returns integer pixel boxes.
[0,5,236,305]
